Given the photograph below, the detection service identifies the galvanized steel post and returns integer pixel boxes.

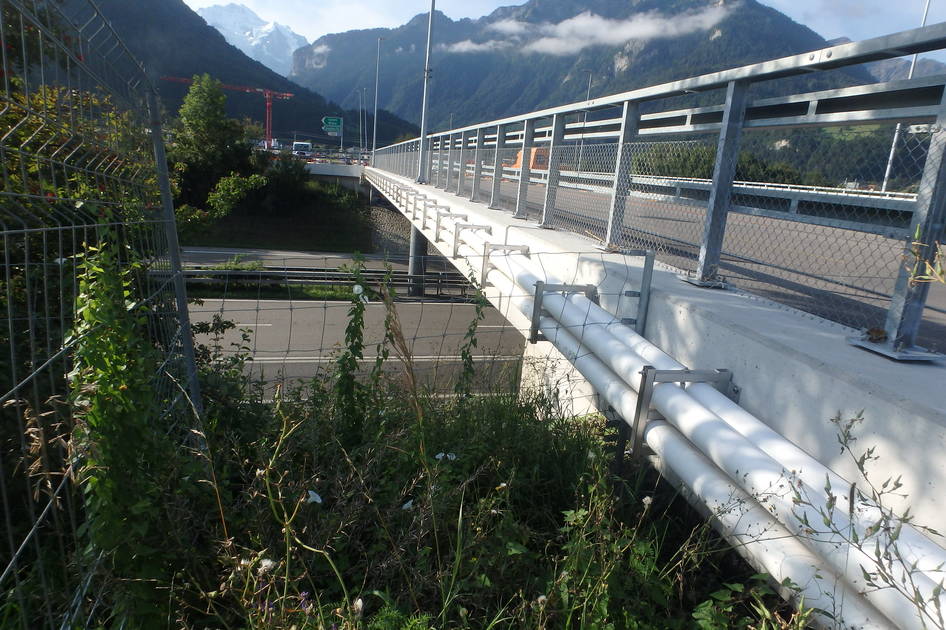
[456,130,469,195]
[541,112,567,228]
[444,133,455,190]
[605,102,641,247]
[514,119,536,219]
[490,124,507,208]
[694,80,749,284]
[470,128,486,201]
[883,91,946,351]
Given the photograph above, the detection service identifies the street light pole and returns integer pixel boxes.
[416,0,435,183]
[577,69,593,179]
[372,37,382,165]
[881,0,932,192]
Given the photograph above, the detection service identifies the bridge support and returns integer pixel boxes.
[408,225,428,297]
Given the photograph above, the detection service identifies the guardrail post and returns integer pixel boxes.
[693,80,748,285]
[541,112,567,228]
[605,101,641,247]
[470,128,486,201]
[433,136,442,187]
[444,133,455,190]
[456,130,469,195]
[880,97,946,354]
[490,124,507,208]
[514,119,536,219]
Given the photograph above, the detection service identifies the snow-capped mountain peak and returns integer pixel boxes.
[197,3,308,77]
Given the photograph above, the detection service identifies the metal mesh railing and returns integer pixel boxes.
[0,1,196,626]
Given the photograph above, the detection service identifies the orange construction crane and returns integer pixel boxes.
[161,76,293,149]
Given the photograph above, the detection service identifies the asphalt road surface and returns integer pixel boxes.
[458,175,946,352]
[190,298,525,393]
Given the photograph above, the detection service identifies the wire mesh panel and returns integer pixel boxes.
[0,1,194,626]
[612,137,718,273]
[723,126,942,347]
[474,146,495,203]
[550,143,618,240]
[488,147,522,212]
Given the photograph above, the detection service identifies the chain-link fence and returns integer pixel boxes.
[0,1,197,626]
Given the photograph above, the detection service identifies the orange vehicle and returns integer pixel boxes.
[510,147,550,170]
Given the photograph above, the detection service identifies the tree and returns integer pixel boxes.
[170,74,255,209]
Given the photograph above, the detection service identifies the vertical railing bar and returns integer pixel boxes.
[605,102,641,248]
[513,119,536,219]
[541,112,566,228]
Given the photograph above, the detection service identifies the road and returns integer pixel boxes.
[189,298,525,393]
[458,176,946,352]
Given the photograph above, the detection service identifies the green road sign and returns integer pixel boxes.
[321,116,342,132]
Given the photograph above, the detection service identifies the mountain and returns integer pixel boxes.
[79,0,416,146]
[290,0,874,132]
[197,4,308,77]
[827,37,946,82]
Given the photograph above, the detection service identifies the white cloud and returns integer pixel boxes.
[487,18,529,36]
[439,39,513,53]
[521,6,732,56]
[305,43,331,69]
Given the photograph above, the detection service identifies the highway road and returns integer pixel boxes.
[462,176,946,352]
[189,298,526,393]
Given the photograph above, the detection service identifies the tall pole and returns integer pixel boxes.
[416,0,435,183]
[577,70,592,178]
[372,37,382,165]
[882,0,932,192]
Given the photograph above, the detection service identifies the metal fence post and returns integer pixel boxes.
[146,90,204,417]
[470,127,485,201]
[457,131,462,195]
[541,112,567,228]
[490,124,507,208]
[514,119,536,219]
[605,101,640,247]
[880,95,946,353]
[693,80,749,285]
[444,133,455,190]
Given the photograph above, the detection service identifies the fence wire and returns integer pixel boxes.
[0,1,194,626]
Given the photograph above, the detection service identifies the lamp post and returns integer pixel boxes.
[372,37,382,165]
[577,69,593,180]
[416,0,435,183]
[881,0,933,192]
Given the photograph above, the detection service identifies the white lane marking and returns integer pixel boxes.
[250,355,521,364]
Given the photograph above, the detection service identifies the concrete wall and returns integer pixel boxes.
[365,168,946,536]
[306,163,369,194]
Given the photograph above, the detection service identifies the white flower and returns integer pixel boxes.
[307,490,322,504]
[496,482,507,490]
[435,452,445,460]
[352,597,364,619]
[401,499,413,510]
[536,595,548,607]
[258,558,275,574]
[353,284,364,295]
[446,453,457,461]
[642,496,653,508]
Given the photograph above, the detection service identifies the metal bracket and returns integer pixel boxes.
[847,336,943,362]
[628,366,740,462]
[421,201,449,228]
[480,243,530,288]
[529,281,600,344]
[452,223,493,258]
[434,211,468,242]
[678,271,728,289]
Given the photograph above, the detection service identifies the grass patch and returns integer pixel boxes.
[187,282,354,301]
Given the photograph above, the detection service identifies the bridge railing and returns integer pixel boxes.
[373,24,946,357]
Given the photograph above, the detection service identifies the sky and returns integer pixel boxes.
[180,0,946,44]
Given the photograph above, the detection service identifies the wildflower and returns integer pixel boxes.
[642,496,653,508]
[258,558,275,574]
[536,594,548,607]
[307,490,323,504]
[446,453,457,461]
[435,452,445,460]
[352,597,364,619]
[401,499,413,510]
[495,482,507,491]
